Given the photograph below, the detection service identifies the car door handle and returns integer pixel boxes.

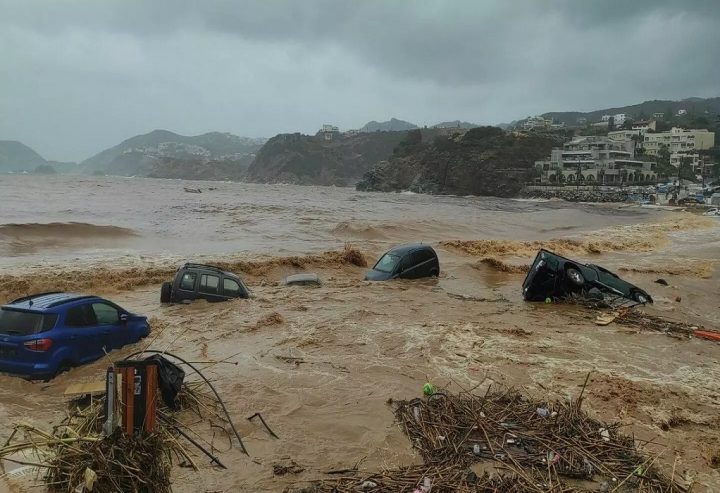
[70,335,78,340]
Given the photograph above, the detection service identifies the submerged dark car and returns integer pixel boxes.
[522,249,652,304]
[365,244,439,281]
[161,263,250,303]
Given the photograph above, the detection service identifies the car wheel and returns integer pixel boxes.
[633,292,649,304]
[160,282,172,303]
[566,267,585,286]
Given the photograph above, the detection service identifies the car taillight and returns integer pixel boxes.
[24,338,53,352]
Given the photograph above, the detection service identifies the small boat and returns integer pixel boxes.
[184,187,202,194]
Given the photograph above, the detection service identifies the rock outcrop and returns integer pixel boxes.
[356,128,565,197]
[245,131,409,186]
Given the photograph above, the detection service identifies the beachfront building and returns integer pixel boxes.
[535,136,656,185]
[608,129,640,141]
[642,127,715,156]
[668,152,713,174]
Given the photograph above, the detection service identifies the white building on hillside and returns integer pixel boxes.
[522,115,553,130]
[642,127,715,156]
[631,120,656,134]
[535,136,656,184]
[600,113,627,125]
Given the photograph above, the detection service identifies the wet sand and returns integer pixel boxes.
[0,177,719,492]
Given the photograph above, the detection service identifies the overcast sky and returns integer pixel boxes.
[1,0,719,162]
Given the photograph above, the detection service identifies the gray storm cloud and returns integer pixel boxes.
[1,0,718,161]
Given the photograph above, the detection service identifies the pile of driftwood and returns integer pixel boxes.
[294,385,688,493]
[0,375,239,492]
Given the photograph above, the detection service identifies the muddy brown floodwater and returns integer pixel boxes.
[0,175,719,492]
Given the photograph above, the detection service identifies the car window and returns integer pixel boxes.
[65,304,97,327]
[399,255,413,271]
[420,249,435,262]
[374,253,400,273]
[223,278,241,296]
[0,309,57,335]
[92,303,120,325]
[180,272,196,290]
[199,274,220,294]
[411,250,433,265]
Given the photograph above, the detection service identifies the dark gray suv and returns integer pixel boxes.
[365,244,440,281]
[160,263,250,303]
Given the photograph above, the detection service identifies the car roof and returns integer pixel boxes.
[181,262,239,278]
[384,243,435,256]
[4,292,99,311]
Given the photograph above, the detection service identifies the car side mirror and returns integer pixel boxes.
[120,313,128,324]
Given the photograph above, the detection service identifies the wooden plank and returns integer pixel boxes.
[63,381,107,396]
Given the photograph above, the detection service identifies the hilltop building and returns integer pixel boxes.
[319,124,340,141]
[642,127,715,156]
[631,120,656,134]
[521,115,553,130]
[535,136,656,184]
[601,113,627,125]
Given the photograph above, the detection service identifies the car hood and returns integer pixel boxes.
[365,269,395,281]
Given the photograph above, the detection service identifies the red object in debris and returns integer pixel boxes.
[694,330,720,342]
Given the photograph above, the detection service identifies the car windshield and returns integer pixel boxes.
[0,308,58,336]
[374,253,400,273]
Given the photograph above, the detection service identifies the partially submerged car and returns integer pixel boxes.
[0,292,150,380]
[161,263,250,303]
[283,273,322,287]
[365,244,439,281]
[522,249,652,304]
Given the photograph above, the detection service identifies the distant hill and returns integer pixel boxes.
[81,130,267,177]
[361,118,418,133]
[541,97,720,125]
[0,140,47,172]
[432,120,478,129]
[245,131,410,186]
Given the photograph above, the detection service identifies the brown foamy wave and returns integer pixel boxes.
[442,238,641,258]
[0,222,138,255]
[475,257,530,274]
[443,214,714,259]
[619,261,716,279]
[331,221,389,240]
[0,222,137,238]
[0,246,368,303]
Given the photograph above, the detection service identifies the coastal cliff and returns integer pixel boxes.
[244,131,409,186]
[356,127,565,197]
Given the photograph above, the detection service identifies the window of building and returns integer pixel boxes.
[199,274,220,294]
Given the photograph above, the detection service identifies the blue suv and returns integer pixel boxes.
[0,292,150,380]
